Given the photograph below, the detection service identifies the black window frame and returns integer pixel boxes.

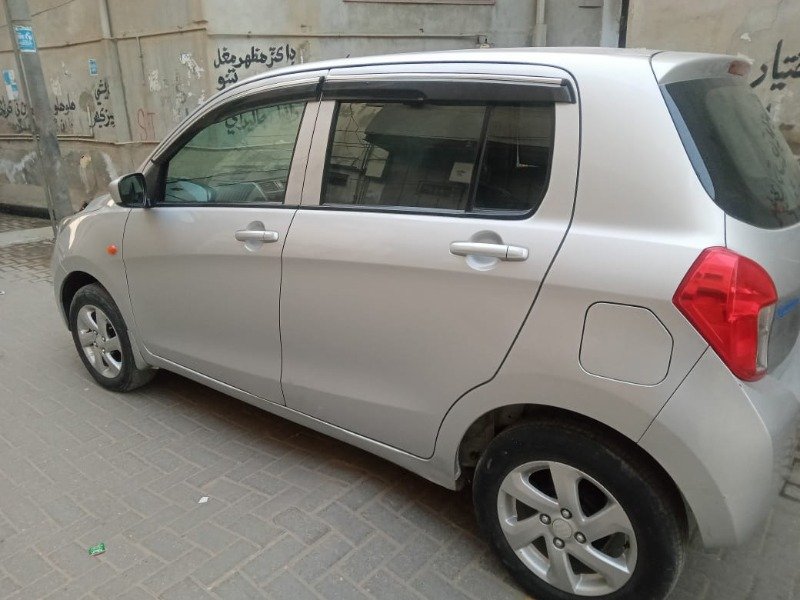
[317,98,557,220]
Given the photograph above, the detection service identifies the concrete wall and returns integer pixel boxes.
[627,0,800,155]
[0,0,620,212]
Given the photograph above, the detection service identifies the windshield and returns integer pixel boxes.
[662,77,800,229]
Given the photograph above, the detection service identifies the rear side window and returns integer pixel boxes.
[663,77,800,229]
[322,102,554,215]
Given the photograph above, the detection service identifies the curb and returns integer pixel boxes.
[0,203,51,220]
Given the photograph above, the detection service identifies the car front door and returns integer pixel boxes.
[280,64,580,455]
[123,83,320,404]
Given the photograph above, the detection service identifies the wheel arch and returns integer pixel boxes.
[59,267,151,371]
[60,270,102,329]
[455,403,693,531]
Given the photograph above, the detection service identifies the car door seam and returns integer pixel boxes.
[279,95,327,404]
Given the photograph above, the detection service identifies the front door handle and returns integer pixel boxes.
[235,229,279,243]
[450,241,528,261]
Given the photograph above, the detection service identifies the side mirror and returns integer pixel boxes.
[109,173,149,207]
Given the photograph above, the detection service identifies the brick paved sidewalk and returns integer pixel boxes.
[0,241,798,600]
[0,213,50,234]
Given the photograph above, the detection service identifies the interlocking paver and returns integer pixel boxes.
[211,571,262,599]
[275,507,331,544]
[264,571,322,600]
[161,577,216,600]
[363,569,423,600]
[241,535,305,584]
[0,240,798,600]
[194,539,259,587]
[340,534,398,583]
[291,532,353,583]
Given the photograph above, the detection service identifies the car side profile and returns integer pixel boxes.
[52,48,800,600]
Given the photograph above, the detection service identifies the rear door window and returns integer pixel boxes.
[322,101,554,215]
[662,77,800,229]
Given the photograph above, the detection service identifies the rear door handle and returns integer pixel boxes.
[450,241,528,261]
[235,229,279,243]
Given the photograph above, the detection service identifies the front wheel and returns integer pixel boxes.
[69,283,155,392]
[473,419,686,600]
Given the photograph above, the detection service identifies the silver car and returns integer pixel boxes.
[52,48,800,600]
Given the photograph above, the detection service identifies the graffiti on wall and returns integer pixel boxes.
[137,107,157,141]
[214,44,298,90]
[0,97,29,131]
[751,39,800,91]
[54,95,77,115]
[90,77,115,129]
[224,108,267,135]
[223,102,302,136]
[53,94,78,133]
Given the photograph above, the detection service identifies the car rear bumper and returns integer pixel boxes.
[640,344,800,548]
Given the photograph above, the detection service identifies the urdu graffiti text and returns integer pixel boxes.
[90,78,115,129]
[752,39,800,91]
[0,98,30,131]
[54,95,77,115]
[224,109,267,135]
[214,44,298,90]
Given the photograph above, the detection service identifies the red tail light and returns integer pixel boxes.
[673,247,777,381]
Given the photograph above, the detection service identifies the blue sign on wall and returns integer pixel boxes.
[13,26,37,53]
[2,69,19,100]
[88,58,98,76]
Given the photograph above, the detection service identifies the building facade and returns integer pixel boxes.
[0,0,626,212]
[1,0,796,214]
[627,0,800,156]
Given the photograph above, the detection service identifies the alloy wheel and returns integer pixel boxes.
[496,460,638,596]
[76,304,123,379]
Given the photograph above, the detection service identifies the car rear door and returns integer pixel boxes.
[279,63,580,457]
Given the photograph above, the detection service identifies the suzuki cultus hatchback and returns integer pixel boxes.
[53,49,800,600]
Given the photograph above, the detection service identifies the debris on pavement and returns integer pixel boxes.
[88,542,106,556]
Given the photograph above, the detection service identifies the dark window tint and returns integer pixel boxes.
[164,102,305,204]
[322,101,554,214]
[474,106,554,212]
[663,78,800,229]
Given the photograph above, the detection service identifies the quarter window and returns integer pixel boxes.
[322,101,554,214]
[163,101,306,204]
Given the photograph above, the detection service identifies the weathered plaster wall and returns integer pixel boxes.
[0,0,618,212]
[627,0,800,155]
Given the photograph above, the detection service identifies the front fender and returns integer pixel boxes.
[53,205,150,370]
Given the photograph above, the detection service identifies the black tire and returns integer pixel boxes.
[69,283,155,392]
[473,418,686,600]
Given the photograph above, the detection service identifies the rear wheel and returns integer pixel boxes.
[69,284,155,392]
[473,419,686,600]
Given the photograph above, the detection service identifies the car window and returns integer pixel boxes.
[663,78,800,229]
[163,101,306,205]
[322,101,554,214]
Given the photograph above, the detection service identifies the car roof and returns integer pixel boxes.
[223,47,660,93]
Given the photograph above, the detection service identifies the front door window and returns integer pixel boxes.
[164,102,306,205]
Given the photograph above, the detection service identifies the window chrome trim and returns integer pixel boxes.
[150,74,326,164]
[322,72,575,103]
[325,72,567,87]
